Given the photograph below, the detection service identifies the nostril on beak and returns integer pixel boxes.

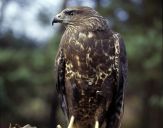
[52,14,63,25]
[57,14,61,18]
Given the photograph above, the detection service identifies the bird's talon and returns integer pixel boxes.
[56,124,62,128]
[95,120,99,128]
[67,116,75,128]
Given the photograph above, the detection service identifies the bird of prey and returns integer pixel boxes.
[52,6,127,128]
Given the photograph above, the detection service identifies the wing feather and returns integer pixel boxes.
[56,49,69,120]
[105,32,127,128]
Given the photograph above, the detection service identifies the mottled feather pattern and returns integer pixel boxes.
[57,30,120,128]
[54,6,127,128]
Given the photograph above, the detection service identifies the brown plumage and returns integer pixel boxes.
[52,6,127,128]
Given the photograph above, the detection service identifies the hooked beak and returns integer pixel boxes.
[52,18,60,25]
[52,14,63,25]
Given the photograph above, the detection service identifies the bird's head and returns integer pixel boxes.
[52,6,98,25]
[52,6,108,30]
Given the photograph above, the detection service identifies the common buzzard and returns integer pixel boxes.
[52,6,127,128]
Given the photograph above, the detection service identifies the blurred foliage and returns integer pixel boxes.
[0,32,60,127]
[0,0,162,128]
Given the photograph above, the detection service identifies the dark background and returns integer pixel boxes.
[0,0,162,128]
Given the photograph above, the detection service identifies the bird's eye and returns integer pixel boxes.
[64,10,75,16]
